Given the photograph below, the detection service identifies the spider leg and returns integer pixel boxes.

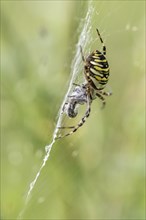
[95,90,112,108]
[58,126,75,129]
[72,83,80,86]
[80,45,85,62]
[96,92,106,108]
[84,72,99,90]
[98,90,112,96]
[96,28,106,56]
[102,91,112,96]
[55,97,91,140]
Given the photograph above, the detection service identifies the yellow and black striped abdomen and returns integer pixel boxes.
[86,50,109,88]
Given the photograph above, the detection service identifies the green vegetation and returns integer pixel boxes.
[1,1,145,219]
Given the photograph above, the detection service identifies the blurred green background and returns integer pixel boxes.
[1,0,145,219]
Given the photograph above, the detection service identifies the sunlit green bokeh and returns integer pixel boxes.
[1,1,145,219]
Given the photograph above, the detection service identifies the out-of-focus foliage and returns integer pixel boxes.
[1,1,145,219]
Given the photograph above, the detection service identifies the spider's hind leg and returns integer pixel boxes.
[96,28,106,55]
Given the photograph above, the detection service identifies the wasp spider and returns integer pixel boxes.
[56,29,112,139]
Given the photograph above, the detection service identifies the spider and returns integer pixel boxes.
[56,28,112,139]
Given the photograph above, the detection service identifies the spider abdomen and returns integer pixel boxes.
[86,51,109,88]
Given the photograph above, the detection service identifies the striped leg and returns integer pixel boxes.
[98,90,112,96]
[96,28,106,55]
[96,92,106,108]
[96,90,112,108]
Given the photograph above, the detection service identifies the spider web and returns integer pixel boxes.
[17,2,94,219]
